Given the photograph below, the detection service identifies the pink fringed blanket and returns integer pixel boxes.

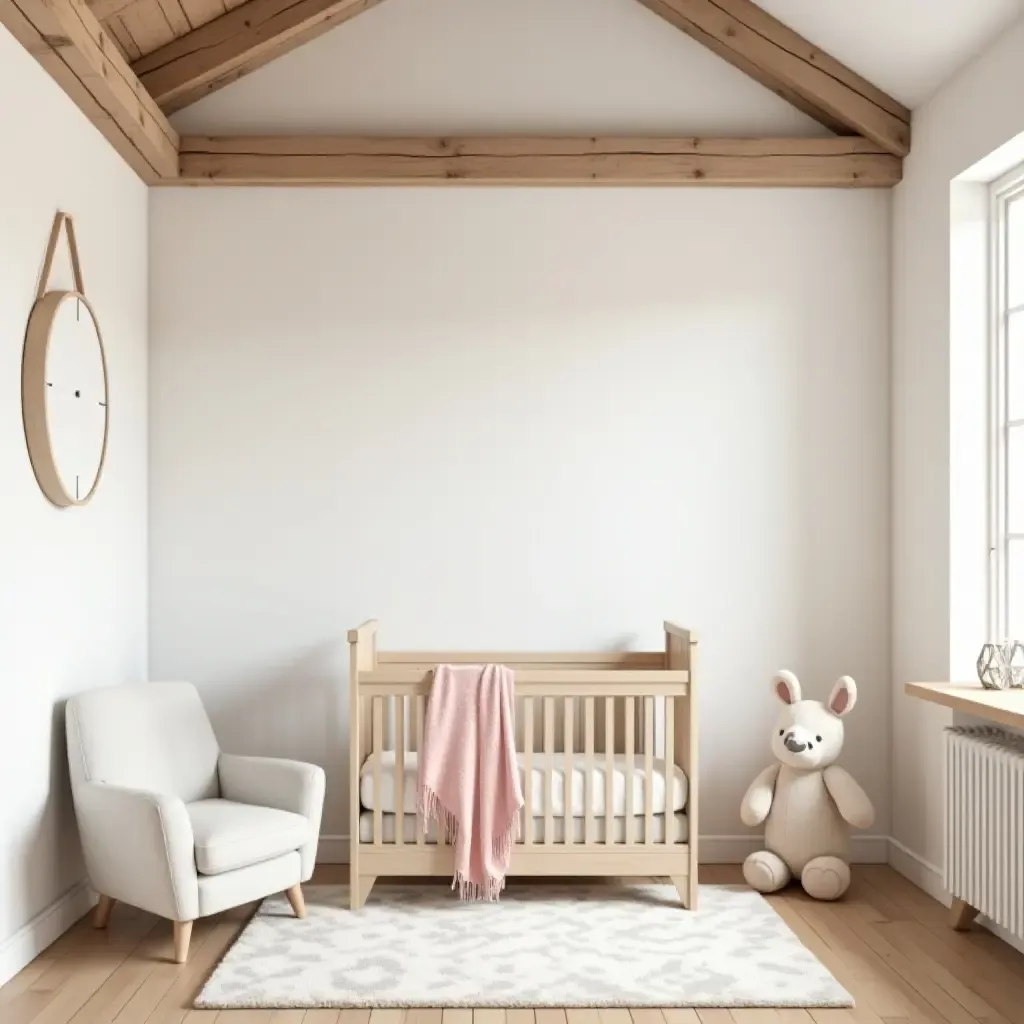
[416,663,523,901]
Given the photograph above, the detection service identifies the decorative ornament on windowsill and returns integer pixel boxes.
[976,640,1024,690]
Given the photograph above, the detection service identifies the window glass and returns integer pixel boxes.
[993,172,1024,638]
[1009,426,1024,534]
[1010,194,1024,310]
[1009,311,1024,422]
[1008,540,1024,639]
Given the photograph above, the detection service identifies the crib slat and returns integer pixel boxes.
[408,693,414,752]
[563,698,574,846]
[410,695,417,754]
[584,697,595,846]
[665,696,675,845]
[644,696,654,845]
[544,697,555,846]
[524,697,534,846]
[605,696,614,846]
[396,696,406,847]
[372,696,383,846]
[416,694,425,845]
[625,696,635,845]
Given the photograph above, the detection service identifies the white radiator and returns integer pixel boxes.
[945,726,1024,941]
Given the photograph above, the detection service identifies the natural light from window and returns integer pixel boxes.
[991,163,1024,641]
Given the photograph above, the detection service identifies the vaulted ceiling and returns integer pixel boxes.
[737,0,1021,108]
[129,0,915,150]
[90,0,1022,113]
[3,0,1021,187]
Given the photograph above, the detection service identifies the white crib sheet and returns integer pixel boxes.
[359,751,688,817]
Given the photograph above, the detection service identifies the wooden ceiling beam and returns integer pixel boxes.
[174,135,902,187]
[0,0,179,181]
[86,0,137,20]
[133,0,385,113]
[635,0,911,157]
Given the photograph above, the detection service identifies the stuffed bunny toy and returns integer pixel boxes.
[740,671,874,900]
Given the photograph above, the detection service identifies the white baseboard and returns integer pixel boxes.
[982,919,1024,955]
[984,918,1024,955]
[886,837,1024,956]
[318,834,891,866]
[886,837,947,904]
[697,834,890,864]
[0,881,95,987]
[318,834,350,864]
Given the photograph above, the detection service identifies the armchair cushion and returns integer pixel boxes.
[218,753,326,881]
[186,799,310,876]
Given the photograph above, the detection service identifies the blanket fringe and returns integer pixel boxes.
[417,786,520,902]
[417,788,461,846]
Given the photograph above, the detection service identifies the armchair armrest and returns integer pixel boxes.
[74,781,198,921]
[218,754,326,881]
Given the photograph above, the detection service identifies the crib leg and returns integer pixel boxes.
[355,874,377,910]
[671,875,691,909]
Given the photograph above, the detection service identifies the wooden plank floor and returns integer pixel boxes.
[2,865,1022,1024]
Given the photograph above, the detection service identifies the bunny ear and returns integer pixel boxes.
[773,671,802,705]
[828,676,857,717]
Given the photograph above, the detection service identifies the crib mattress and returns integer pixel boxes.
[358,810,689,845]
[360,751,688,817]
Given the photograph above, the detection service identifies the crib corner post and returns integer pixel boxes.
[348,620,379,908]
[688,632,699,910]
[665,621,699,910]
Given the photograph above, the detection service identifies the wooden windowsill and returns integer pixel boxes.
[905,681,1024,730]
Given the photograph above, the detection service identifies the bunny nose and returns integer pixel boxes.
[784,734,807,753]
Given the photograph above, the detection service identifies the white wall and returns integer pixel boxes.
[891,14,1024,891]
[149,185,892,856]
[0,24,149,983]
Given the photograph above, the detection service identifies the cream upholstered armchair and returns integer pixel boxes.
[65,682,325,963]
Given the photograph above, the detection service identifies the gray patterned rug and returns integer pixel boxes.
[194,883,852,1009]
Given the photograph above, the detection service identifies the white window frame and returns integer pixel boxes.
[989,161,1024,638]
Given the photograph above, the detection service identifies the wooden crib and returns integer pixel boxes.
[347,620,698,910]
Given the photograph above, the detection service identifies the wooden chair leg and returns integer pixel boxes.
[949,897,979,930]
[93,895,115,929]
[172,920,193,964]
[285,884,307,919]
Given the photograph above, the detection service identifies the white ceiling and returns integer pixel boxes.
[171,0,1024,135]
[172,0,829,136]
[756,0,1022,108]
